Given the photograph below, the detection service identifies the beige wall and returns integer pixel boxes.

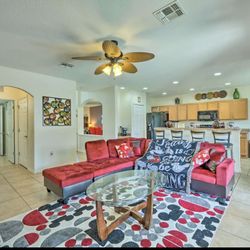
[0,65,77,173]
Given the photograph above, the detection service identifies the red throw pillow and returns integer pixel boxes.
[130,140,142,156]
[204,148,226,173]
[192,149,210,168]
[115,143,135,158]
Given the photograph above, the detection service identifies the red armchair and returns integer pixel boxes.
[191,142,235,198]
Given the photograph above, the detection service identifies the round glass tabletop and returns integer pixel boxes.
[86,170,164,207]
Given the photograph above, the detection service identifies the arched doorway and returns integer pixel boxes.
[0,86,34,171]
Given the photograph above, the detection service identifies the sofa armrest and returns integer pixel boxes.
[216,158,234,186]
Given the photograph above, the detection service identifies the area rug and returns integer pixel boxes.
[0,189,230,248]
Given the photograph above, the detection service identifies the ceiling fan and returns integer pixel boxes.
[72,40,155,77]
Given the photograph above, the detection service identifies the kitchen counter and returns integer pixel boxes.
[155,127,241,131]
[154,127,242,173]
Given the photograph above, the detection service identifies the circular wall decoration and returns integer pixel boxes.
[195,90,227,100]
[195,93,202,100]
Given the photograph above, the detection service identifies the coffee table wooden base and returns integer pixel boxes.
[96,193,153,241]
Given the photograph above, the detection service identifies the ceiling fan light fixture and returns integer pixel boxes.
[113,63,122,77]
[103,65,112,75]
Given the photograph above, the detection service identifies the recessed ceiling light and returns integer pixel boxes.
[173,81,179,84]
[189,88,195,91]
[214,72,222,76]
[162,92,167,95]
[143,87,148,90]
[225,82,231,86]
[120,87,125,90]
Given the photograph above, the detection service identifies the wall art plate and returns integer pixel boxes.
[43,96,71,126]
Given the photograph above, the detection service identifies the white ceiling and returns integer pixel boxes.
[0,0,250,96]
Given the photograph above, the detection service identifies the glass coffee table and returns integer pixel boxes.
[86,170,164,241]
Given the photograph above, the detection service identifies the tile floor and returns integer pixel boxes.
[0,155,250,247]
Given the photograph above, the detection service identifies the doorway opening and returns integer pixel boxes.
[0,86,34,171]
[83,101,103,135]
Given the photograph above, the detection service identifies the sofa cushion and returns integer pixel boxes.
[85,140,109,162]
[191,167,216,184]
[90,157,135,177]
[115,143,135,158]
[129,138,146,156]
[43,164,93,188]
[130,140,142,156]
[200,142,225,153]
[107,138,129,158]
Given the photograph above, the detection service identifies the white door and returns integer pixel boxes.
[5,101,15,163]
[131,104,145,138]
[18,98,28,168]
[0,105,3,156]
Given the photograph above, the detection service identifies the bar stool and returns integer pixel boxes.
[154,130,165,139]
[212,130,233,158]
[190,130,206,142]
[171,130,183,140]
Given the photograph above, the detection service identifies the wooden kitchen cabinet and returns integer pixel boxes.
[240,131,249,158]
[177,104,187,121]
[169,105,178,121]
[151,106,159,112]
[159,105,169,112]
[187,103,198,120]
[218,101,231,120]
[231,99,248,120]
[207,102,218,111]
[150,98,248,120]
[198,102,207,111]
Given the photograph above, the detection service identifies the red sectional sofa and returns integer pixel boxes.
[42,138,234,203]
[43,137,150,203]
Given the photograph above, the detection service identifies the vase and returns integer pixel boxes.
[233,88,240,99]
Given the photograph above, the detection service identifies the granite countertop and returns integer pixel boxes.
[154,127,242,131]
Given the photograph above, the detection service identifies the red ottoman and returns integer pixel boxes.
[42,163,94,203]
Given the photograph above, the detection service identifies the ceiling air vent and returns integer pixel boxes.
[153,0,184,24]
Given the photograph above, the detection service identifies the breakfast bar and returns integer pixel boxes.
[154,127,241,173]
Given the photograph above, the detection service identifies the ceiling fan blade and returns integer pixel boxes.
[122,52,155,62]
[94,63,109,75]
[102,40,121,58]
[119,62,137,73]
[72,55,104,61]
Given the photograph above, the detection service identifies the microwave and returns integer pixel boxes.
[197,110,218,121]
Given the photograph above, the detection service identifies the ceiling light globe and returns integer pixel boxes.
[113,63,122,77]
[103,65,112,75]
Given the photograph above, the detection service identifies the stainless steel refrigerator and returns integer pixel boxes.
[146,112,168,139]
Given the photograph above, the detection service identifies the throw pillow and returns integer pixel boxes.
[130,140,142,156]
[205,160,217,173]
[115,143,135,159]
[192,149,210,168]
[204,148,226,173]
